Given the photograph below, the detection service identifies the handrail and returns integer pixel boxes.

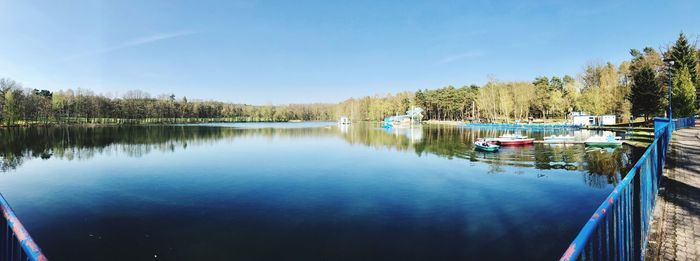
[0,194,48,261]
[560,116,695,261]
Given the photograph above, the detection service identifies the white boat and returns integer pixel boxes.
[488,134,534,145]
[544,135,576,141]
[499,134,528,139]
[585,135,623,147]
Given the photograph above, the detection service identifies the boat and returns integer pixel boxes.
[497,138,535,146]
[584,135,623,147]
[487,134,535,146]
[474,140,500,152]
[544,135,576,141]
[499,134,527,139]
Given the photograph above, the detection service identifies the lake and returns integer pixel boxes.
[0,122,641,260]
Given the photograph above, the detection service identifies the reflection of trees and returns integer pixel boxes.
[533,145,584,171]
[414,125,471,159]
[1,124,643,189]
[581,147,638,188]
[0,126,324,171]
[0,153,23,172]
[336,123,416,152]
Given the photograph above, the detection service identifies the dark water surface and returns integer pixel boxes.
[0,123,642,260]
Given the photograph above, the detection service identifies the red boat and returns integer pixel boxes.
[495,138,534,146]
[484,134,535,146]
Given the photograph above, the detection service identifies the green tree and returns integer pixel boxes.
[3,90,16,125]
[549,89,565,117]
[549,76,564,92]
[671,66,696,117]
[579,63,618,116]
[532,76,550,118]
[629,65,663,121]
[0,78,21,123]
[668,33,698,109]
[579,86,608,116]
[414,90,426,111]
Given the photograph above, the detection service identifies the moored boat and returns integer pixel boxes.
[487,134,535,146]
[544,135,575,141]
[584,135,623,147]
[497,138,535,146]
[474,140,500,152]
[499,134,527,139]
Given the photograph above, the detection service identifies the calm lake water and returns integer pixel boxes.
[0,123,642,260]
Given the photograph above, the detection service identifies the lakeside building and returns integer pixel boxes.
[338,116,351,125]
[571,112,617,126]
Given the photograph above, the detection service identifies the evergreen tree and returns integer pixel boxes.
[414,90,426,111]
[671,66,696,117]
[668,33,698,109]
[549,76,564,91]
[629,65,662,121]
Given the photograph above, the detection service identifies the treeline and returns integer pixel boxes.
[0,84,336,125]
[335,33,698,123]
[0,33,698,126]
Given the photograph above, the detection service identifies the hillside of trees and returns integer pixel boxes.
[1,33,698,127]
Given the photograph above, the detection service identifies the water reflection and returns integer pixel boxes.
[0,123,642,187]
[582,147,631,188]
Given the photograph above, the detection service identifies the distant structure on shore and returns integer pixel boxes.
[338,116,351,125]
[382,107,424,128]
[571,112,616,126]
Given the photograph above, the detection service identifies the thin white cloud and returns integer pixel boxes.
[558,1,626,17]
[435,51,484,65]
[63,30,199,60]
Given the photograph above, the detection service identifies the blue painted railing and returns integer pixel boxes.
[560,116,695,261]
[0,194,48,261]
[672,117,696,130]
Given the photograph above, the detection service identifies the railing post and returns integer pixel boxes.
[633,163,642,260]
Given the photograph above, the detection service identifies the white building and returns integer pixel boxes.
[600,115,616,125]
[573,115,597,126]
[338,116,351,125]
[572,113,616,126]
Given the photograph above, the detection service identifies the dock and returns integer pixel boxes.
[645,124,700,260]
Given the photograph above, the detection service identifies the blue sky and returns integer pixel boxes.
[0,0,699,104]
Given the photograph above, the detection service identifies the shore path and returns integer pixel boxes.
[646,125,700,260]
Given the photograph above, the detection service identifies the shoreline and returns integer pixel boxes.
[0,119,327,128]
[423,120,464,126]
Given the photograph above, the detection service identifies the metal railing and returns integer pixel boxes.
[560,117,695,261]
[673,117,696,130]
[0,194,48,261]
